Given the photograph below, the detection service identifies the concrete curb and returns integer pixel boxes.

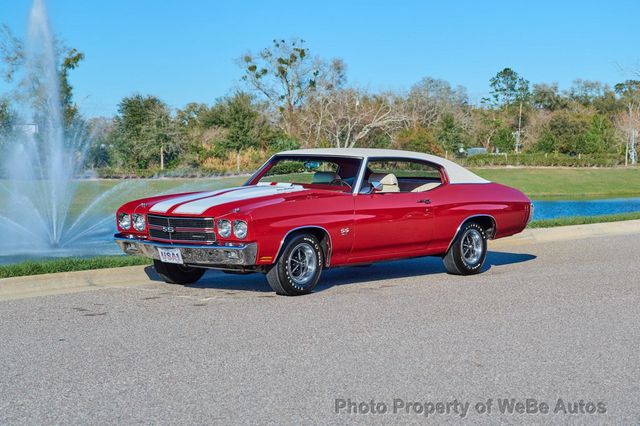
[1,219,640,300]
[490,219,640,248]
[0,265,154,301]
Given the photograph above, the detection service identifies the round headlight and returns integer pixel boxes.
[233,220,248,239]
[217,219,231,238]
[118,212,131,230]
[132,213,146,231]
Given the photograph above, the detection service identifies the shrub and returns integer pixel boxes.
[461,152,626,167]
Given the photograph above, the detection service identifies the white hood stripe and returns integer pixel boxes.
[149,189,230,213]
[173,184,305,215]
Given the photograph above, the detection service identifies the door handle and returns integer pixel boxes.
[417,199,431,204]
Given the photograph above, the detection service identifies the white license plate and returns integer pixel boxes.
[158,248,183,264]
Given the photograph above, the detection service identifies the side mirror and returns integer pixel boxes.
[359,181,383,194]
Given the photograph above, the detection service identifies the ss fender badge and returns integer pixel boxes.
[340,227,350,236]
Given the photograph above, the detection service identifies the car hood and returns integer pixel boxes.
[143,183,312,216]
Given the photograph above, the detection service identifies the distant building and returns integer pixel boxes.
[13,124,38,135]
[466,147,487,156]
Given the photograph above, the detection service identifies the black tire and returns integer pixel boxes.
[443,222,487,275]
[266,234,323,296]
[153,259,205,284]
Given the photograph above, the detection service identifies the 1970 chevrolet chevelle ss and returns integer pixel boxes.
[115,149,532,295]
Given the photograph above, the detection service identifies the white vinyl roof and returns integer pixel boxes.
[277,148,490,184]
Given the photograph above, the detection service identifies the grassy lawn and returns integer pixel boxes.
[0,256,151,279]
[473,168,640,199]
[0,176,248,218]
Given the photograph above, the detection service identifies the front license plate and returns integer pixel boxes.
[158,248,183,264]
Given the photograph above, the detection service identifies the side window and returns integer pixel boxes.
[366,159,442,193]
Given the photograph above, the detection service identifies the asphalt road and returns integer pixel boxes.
[1,234,638,424]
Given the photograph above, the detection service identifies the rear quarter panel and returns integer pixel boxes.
[427,183,530,254]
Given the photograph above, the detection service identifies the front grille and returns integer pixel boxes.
[147,214,216,244]
[149,228,216,242]
[148,215,214,229]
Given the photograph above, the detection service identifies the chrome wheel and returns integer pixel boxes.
[286,242,318,288]
[461,228,483,265]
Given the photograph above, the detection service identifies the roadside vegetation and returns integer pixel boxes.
[1,34,639,175]
[0,256,150,279]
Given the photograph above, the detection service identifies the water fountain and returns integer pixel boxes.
[0,0,122,262]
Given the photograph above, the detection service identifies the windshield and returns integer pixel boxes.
[248,155,363,191]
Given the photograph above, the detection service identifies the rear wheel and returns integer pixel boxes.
[266,234,323,296]
[153,259,205,284]
[443,222,487,275]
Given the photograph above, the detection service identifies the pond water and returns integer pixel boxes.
[532,198,640,220]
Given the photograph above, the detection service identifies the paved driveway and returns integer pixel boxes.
[1,234,638,424]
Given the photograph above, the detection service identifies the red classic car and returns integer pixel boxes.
[115,149,532,295]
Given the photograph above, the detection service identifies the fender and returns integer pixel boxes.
[273,225,334,267]
[445,214,497,253]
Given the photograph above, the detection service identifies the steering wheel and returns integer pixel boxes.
[330,179,352,190]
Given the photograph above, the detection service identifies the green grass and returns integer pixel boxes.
[529,211,640,228]
[472,168,640,199]
[0,255,151,279]
[0,176,248,218]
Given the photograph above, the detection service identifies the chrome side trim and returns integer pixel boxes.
[445,214,497,253]
[273,226,333,267]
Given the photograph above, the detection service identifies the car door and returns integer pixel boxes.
[348,158,440,262]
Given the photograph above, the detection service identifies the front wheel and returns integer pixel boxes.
[153,259,205,284]
[266,234,323,296]
[443,222,487,275]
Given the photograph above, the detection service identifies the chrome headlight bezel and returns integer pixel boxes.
[132,213,146,231]
[118,212,131,230]
[233,220,248,239]
[217,219,232,238]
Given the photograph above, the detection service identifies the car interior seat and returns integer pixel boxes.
[368,173,400,193]
[410,182,441,192]
[312,171,340,184]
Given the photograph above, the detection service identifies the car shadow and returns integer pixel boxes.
[143,250,537,294]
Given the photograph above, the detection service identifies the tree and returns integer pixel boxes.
[210,92,270,154]
[59,48,85,126]
[395,126,444,155]
[84,116,114,168]
[488,68,530,107]
[436,113,468,154]
[531,83,566,111]
[544,110,591,154]
[239,38,345,135]
[112,95,182,169]
[0,24,84,128]
[406,77,467,128]
[303,88,407,148]
[568,79,609,105]
[0,97,16,137]
[614,80,640,164]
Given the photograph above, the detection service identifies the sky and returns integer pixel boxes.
[1,0,639,117]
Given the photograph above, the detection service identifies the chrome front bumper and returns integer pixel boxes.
[114,234,258,267]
